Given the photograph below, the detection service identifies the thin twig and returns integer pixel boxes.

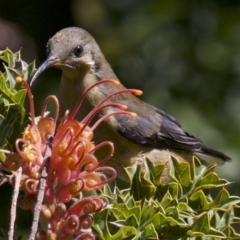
[28,163,48,240]
[8,167,22,240]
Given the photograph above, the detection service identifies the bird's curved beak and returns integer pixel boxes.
[30,55,60,86]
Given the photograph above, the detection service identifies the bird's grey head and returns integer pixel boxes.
[30,27,102,85]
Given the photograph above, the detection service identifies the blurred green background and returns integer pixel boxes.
[0,0,240,236]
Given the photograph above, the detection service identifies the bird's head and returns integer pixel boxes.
[30,27,102,85]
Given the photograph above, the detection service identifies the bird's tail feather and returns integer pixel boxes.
[195,145,231,165]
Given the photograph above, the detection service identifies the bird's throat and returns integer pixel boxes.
[59,68,105,120]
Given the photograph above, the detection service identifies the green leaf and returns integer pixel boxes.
[197,171,230,189]
[130,164,157,200]
[0,105,22,150]
[188,212,226,238]
[171,157,192,188]
[145,157,166,186]
[0,48,14,68]
[213,188,240,211]
[4,65,16,90]
[222,225,240,239]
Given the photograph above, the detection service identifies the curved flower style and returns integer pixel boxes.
[0,78,140,240]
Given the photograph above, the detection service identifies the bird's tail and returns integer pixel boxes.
[195,145,231,165]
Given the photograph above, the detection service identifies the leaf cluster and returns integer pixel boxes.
[0,49,36,154]
[93,157,240,239]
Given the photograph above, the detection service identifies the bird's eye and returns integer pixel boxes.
[73,45,83,57]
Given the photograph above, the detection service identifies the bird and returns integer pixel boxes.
[30,27,231,184]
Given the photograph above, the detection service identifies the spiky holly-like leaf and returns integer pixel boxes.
[93,157,240,239]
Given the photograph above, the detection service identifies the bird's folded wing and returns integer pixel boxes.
[114,102,202,152]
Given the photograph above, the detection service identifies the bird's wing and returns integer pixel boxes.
[114,100,202,152]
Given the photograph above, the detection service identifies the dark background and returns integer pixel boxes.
[0,0,240,236]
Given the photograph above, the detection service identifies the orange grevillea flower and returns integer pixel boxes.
[0,77,140,240]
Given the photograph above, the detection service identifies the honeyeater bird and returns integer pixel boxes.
[30,27,231,184]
